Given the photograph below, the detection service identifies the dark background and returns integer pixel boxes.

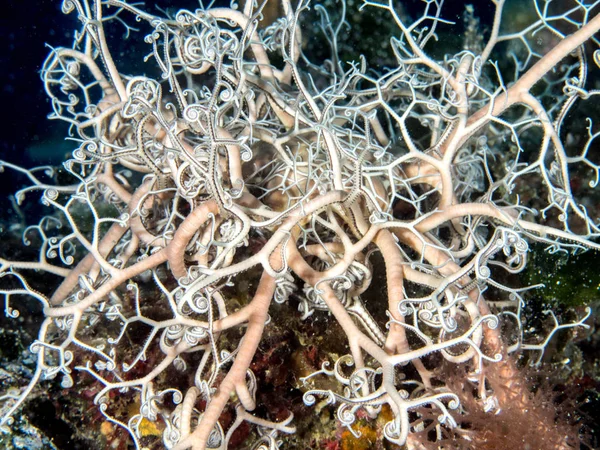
[0,0,72,166]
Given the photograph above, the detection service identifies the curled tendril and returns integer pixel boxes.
[184,326,209,346]
[383,419,401,443]
[302,392,318,406]
[5,306,20,319]
[61,374,74,388]
[44,189,59,202]
[188,293,210,314]
[183,104,207,123]
[61,0,76,14]
[337,404,358,428]
[205,422,224,449]
[484,315,500,330]
[478,264,491,279]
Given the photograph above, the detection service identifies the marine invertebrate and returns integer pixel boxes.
[1,0,600,448]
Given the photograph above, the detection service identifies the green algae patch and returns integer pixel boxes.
[522,243,600,307]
